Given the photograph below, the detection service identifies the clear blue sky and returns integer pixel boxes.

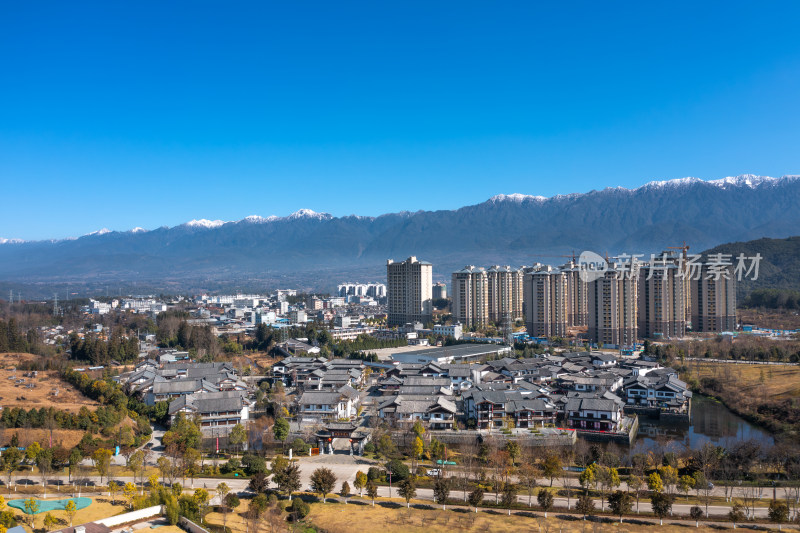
[2,2,800,240]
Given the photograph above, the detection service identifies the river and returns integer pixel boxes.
[635,394,775,451]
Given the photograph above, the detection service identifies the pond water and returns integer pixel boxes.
[635,394,775,451]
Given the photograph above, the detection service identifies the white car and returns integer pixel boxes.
[427,469,441,476]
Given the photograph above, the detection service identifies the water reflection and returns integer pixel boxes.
[637,394,774,450]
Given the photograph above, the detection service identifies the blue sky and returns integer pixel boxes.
[2,2,800,240]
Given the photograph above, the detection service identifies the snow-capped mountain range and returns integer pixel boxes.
[0,174,798,289]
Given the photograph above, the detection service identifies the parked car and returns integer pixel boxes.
[427,469,441,477]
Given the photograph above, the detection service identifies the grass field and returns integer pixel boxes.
[305,501,735,533]
[0,353,100,413]
[686,361,800,401]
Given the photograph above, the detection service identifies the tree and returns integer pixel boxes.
[157,456,176,485]
[518,462,538,507]
[537,488,554,517]
[273,418,290,444]
[412,436,424,471]
[728,501,745,529]
[542,454,562,487]
[768,499,789,531]
[501,482,517,515]
[26,442,42,463]
[596,466,620,511]
[36,447,53,498]
[692,470,712,517]
[43,513,58,532]
[504,441,521,465]
[651,492,674,526]
[339,481,351,504]
[647,472,663,494]
[468,487,484,513]
[310,467,337,503]
[23,498,39,529]
[366,481,378,506]
[433,477,450,510]
[228,424,247,454]
[385,458,410,482]
[579,463,596,493]
[2,447,21,491]
[148,474,161,494]
[93,448,113,484]
[217,482,230,528]
[354,471,368,497]
[123,482,137,509]
[628,475,644,514]
[129,450,145,494]
[658,465,679,500]
[273,461,301,500]
[108,481,120,504]
[65,499,78,526]
[689,505,704,528]
[607,490,632,523]
[194,488,210,522]
[678,475,695,502]
[575,492,595,520]
[398,479,416,508]
[248,472,270,493]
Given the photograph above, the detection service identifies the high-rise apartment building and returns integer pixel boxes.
[560,261,588,327]
[690,264,736,332]
[638,258,686,339]
[587,266,639,347]
[486,265,524,323]
[386,256,433,326]
[523,267,569,338]
[432,282,448,300]
[452,266,489,328]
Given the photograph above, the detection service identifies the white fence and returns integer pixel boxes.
[95,505,163,527]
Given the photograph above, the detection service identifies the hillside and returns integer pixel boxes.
[2,174,800,296]
[701,235,800,299]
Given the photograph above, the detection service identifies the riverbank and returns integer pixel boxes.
[681,361,800,440]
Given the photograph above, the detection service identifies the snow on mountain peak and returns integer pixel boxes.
[184,219,227,229]
[85,228,112,236]
[129,227,148,233]
[0,237,24,244]
[707,175,776,188]
[287,209,332,220]
[242,215,279,224]
[489,193,547,203]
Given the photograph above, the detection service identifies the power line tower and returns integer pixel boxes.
[53,293,59,316]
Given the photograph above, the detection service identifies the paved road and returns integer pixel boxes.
[8,453,795,522]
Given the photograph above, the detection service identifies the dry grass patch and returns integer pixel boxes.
[307,501,736,533]
[688,362,800,401]
[0,352,100,413]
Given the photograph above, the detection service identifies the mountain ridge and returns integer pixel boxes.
[4,174,798,243]
[1,174,799,295]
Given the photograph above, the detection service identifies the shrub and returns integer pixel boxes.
[385,459,410,481]
[241,454,267,475]
[220,458,241,474]
[287,498,310,521]
[290,438,310,454]
[367,466,383,481]
[363,442,376,454]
